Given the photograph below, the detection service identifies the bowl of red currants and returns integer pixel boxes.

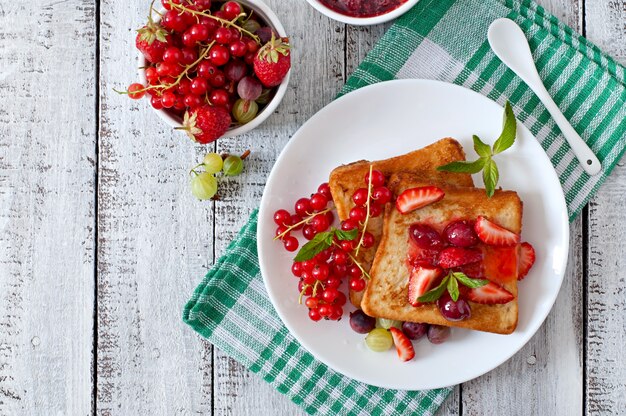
[129,0,291,144]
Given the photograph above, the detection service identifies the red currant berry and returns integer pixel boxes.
[177,78,192,95]
[208,70,226,87]
[163,10,188,32]
[349,206,367,223]
[315,248,332,262]
[163,47,183,64]
[332,250,348,265]
[317,182,332,199]
[311,264,329,281]
[229,40,247,57]
[309,193,328,211]
[352,188,368,206]
[302,272,316,286]
[340,219,358,231]
[361,232,375,248]
[305,297,319,309]
[372,186,392,204]
[311,214,330,232]
[173,95,186,111]
[244,51,256,65]
[298,280,312,296]
[161,0,177,10]
[332,262,347,277]
[283,236,298,252]
[182,31,197,48]
[184,94,203,108]
[302,225,317,240]
[324,277,341,289]
[349,277,366,292]
[335,291,347,306]
[214,27,232,45]
[189,23,209,41]
[275,225,289,239]
[290,214,303,230]
[317,304,331,318]
[145,67,159,84]
[128,83,145,99]
[194,0,212,11]
[348,265,362,278]
[209,44,230,66]
[228,27,240,42]
[291,262,303,277]
[161,91,176,108]
[210,89,230,107]
[150,95,163,109]
[214,10,229,19]
[181,47,198,65]
[222,1,243,20]
[294,198,312,216]
[369,202,383,217]
[190,77,209,95]
[199,16,218,31]
[273,209,291,226]
[245,37,259,53]
[302,260,316,272]
[156,62,173,77]
[308,308,322,322]
[365,169,385,187]
[328,306,343,321]
[339,240,354,252]
[326,210,335,226]
[322,288,339,303]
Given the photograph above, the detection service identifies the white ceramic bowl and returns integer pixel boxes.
[305,0,419,25]
[138,0,290,139]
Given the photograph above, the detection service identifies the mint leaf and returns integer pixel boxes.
[335,228,358,241]
[483,159,499,197]
[492,101,517,154]
[417,275,450,303]
[447,274,459,301]
[473,135,492,158]
[453,272,490,288]
[293,231,333,262]
[437,158,487,174]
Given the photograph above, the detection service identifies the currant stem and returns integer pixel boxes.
[273,207,334,241]
[354,164,373,257]
[166,1,261,44]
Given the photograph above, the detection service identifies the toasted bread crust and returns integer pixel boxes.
[328,138,475,307]
[361,174,522,335]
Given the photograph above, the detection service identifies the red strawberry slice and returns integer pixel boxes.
[389,327,415,362]
[474,216,520,247]
[467,282,514,304]
[518,242,536,280]
[437,247,483,269]
[408,265,443,306]
[396,186,445,214]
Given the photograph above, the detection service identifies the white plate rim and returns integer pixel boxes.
[257,79,570,390]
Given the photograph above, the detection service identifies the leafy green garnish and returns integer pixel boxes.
[416,271,489,303]
[437,101,517,197]
[293,228,357,262]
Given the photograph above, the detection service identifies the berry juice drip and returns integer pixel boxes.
[318,0,409,18]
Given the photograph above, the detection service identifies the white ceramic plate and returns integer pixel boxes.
[258,79,569,390]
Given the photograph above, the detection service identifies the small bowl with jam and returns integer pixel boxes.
[305,0,419,25]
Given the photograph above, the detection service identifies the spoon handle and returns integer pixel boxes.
[529,82,602,176]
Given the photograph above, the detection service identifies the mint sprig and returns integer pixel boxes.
[293,228,357,262]
[416,271,489,303]
[437,101,517,197]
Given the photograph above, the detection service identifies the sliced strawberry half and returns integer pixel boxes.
[467,282,514,304]
[474,216,520,247]
[396,186,444,214]
[518,242,536,280]
[408,265,443,306]
[389,327,415,362]
[437,247,483,269]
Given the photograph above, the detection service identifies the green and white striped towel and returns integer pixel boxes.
[184,0,626,415]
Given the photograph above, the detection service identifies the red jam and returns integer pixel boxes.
[318,0,409,18]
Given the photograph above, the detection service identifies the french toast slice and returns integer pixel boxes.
[361,173,522,334]
[328,138,475,307]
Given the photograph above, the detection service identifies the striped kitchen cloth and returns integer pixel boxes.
[184,0,626,415]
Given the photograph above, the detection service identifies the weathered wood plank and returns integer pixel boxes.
[0,0,96,414]
[584,0,626,413]
[97,1,214,414]
[211,2,345,415]
[462,1,585,415]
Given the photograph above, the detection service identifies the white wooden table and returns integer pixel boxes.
[1,0,624,414]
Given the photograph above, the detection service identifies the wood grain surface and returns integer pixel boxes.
[0,0,623,415]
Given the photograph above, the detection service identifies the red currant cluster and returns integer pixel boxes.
[273,169,391,322]
[273,183,335,252]
[124,0,282,136]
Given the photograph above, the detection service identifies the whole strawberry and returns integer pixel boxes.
[179,106,232,144]
[253,34,291,87]
[136,13,169,63]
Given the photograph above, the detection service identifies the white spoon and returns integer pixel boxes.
[488,18,601,176]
